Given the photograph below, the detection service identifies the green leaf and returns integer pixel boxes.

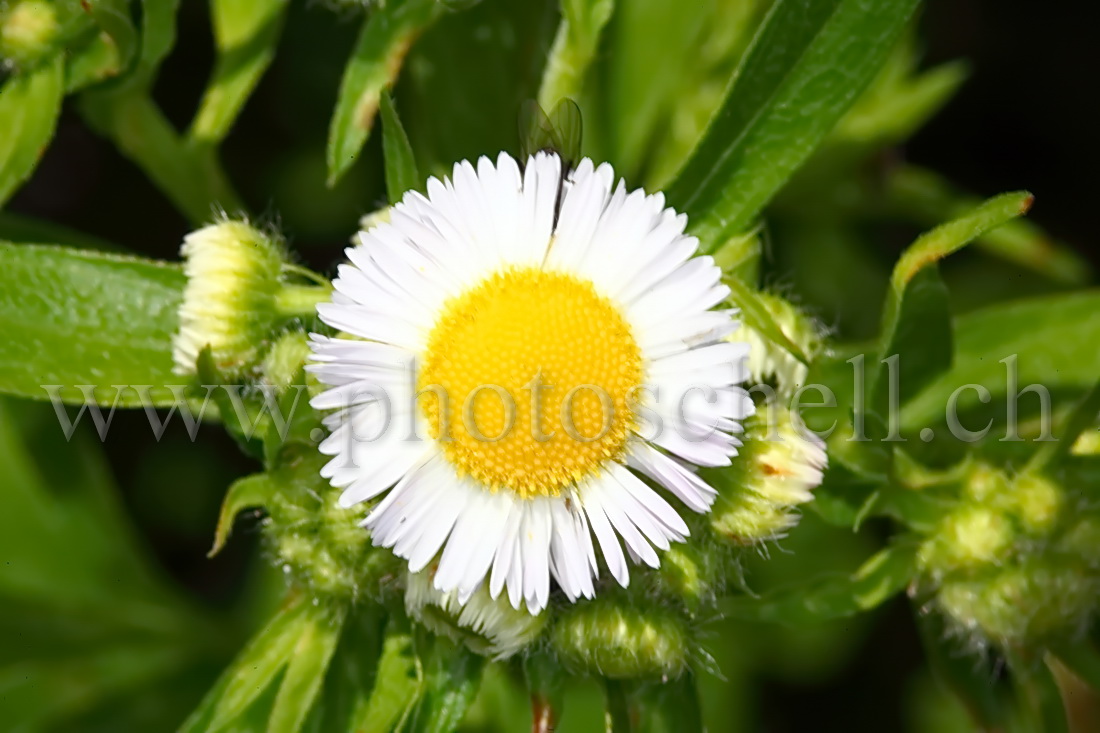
[0,244,186,407]
[79,91,245,224]
[189,0,289,145]
[721,541,918,624]
[210,473,278,557]
[303,609,385,733]
[84,0,139,73]
[183,596,311,733]
[65,32,125,92]
[405,639,484,733]
[902,290,1100,431]
[886,164,1091,285]
[872,191,1033,412]
[666,0,921,248]
[326,0,444,187]
[357,624,422,733]
[0,54,65,208]
[724,273,808,366]
[380,91,421,204]
[1026,378,1100,472]
[536,0,614,110]
[268,606,348,733]
[130,0,180,88]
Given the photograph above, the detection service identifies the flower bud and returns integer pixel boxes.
[0,0,58,68]
[174,220,285,375]
[404,569,546,659]
[551,601,690,679]
[262,330,312,390]
[918,505,1014,578]
[726,292,823,395]
[709,413,826,544]
[1006,473,1063,535]
[937,558,1100,646]
[263,447,400,601]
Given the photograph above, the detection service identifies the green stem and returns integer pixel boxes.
[78,91,245,225]
[275,284,332,319]
[603,679,632,733]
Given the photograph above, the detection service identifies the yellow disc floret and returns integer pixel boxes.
[419,268,642,498]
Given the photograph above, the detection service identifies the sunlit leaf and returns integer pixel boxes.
[268,606,348,733]
[326,0,445,187]
[0,54,65,208]
[189,0,289,145]
[667,0,920,248]
[380,91,421,204]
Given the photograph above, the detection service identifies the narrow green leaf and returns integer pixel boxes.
[326,0,444,187]
[873,191,1033,411]
[210,473,278,557]
[537,0,614,110]
[380,91,421,204]
[0,244,186,407]
[268,606,348,733]
[405,639,484,733]
[187,597,311,732]
[1026,378,1100,473]
[357,625,422,733]
[128,0,180,88]
[725,273,809,367]
[901,291,1100,431]
[0,54,65,207]
[721,541,918,624]
[886,164,1091,285]
[79,91,244,223]
[189,0,289,145]
[667,0,921,248]
[1050,642,1100,695]
[603,679,632,733]
[65,32,125,92]
[84,0,139,72]
[303,609,385,733]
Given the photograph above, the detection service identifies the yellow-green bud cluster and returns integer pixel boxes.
[550,600,690,679]
[173,220,286,376]
[919,465,1100,648]
[264,449,400,602]
[0,0,58,68]
[404,569,546,659]
[726,291,823,395]
[709,412,827,544]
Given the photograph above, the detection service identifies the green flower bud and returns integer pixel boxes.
[726,291,823,395]
[264,447,400,601]
[0,0,58,68]
[262,330,312,389]
[918,505,1014,578]
[1006,473,1063,535]
[173,220,328,376]
[709,412,826,544]
[552,601,690,679]
[404,569,546,659]
[962,463,1011,504]
[937,558,1100,646]
[655,543,711,611]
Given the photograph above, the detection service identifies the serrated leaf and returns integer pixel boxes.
[0,244,186,407]
[380,91,421,204]
[537,0,614,110]
[267,606,348,733]
[0,54,65,208]
[900,291,1100,431]
[189,0,289,145]
[872,191,1033,413]
[326,0,444,187]
[666,0,921,249]
[721,541,918,624]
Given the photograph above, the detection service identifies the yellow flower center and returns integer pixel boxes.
[419,268,642,498]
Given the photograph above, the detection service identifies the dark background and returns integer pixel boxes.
[7,1,1094,729]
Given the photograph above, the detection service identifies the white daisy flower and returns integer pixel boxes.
[308,152,753,614]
